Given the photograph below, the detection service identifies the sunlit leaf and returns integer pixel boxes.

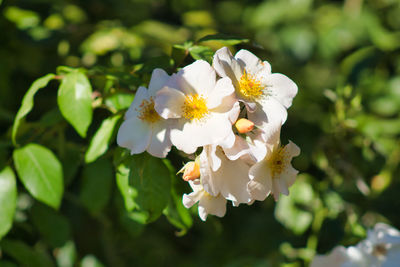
[0,167,17,240]
[188,46,214,63]
[11,74,55,145]
[162,159,192,235]
[128,154,171,223]
[275,178,314,235]
[57,69,93,138]
[13,143,63,209]
[104,93,134,111]
[85,114,121,163]
[197,33,249,45]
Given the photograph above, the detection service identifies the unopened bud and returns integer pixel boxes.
[180,161,200,181]
[235,118,254,133]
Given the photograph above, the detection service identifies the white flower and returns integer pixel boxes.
[212,47,297,134]
[182,181,227,221]
[221,129,267,165]
[200,145,253,206]
[117,69,172,158]
[311,223,400,267]
[247,125,300,201]
[154,60,239,154]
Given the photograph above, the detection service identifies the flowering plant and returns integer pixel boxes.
[117,47,300,220]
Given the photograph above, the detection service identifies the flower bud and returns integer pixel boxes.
[179,161,200,181]
[235,118,254,133]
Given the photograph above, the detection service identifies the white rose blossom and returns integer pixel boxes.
[212,47,298,134]
[182,180,227,221]
[117,69,172,158]
[247,124,300,201]
[200,145,253,207]
[154,60,239,154]
[117,46,301,221]
[311,223,400,267]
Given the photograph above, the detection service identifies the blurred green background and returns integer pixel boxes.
[1,0,400,266]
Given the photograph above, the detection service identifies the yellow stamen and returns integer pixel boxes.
[268,146,287,178]
[182,94,209,121]
[238,70,264,100]
[137,98,160,123]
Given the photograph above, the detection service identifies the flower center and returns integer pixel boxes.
[182,94,209,121]
[137,98,160,123]
[268,146,286,178]
[239,70,264,100]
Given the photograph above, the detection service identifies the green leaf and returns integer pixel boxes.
[275,178,314,235]
[104,93,134,111]
[30,203,71,248]
[197,33,249,45]
[116,158,138,212]
[13,143,64,209]
[11,74,55,145]
[162,159,192,235]
[128,154,171,223]
[80,158,113,214]
[188,46,214,63]
[0,239,54,267]
[0,167,17,240]
[85,114,121,163]
[57,70,93,138]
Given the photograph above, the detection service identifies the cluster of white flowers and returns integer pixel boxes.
[117,47,300,221]
[311,223,400,267]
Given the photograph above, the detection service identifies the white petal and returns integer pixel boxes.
[147,122,172,158]
[116,116,152,155]
[310,246,350,267]
[285,140,301,158]
[222,135,251,161]
[235,49,268,75]
[154,86,185,119]
[200,146,220,196]
[266,73,298,109]
[281,165,298,188]
[212,47,242,84]
[125,86,148,119]
[277,177,289,196]
[271,178,281,201]
[178,60,216,96]
[248,160,272,201]
[249,98,287,135]
[148,68,170,96]
[207,77,235,109]
[198,193,227,221]
[217,130,236,149]
[170,112,233,154]
[228,101,240,124]
[182,190,202,208]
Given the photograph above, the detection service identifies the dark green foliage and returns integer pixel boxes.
[0,0,400,266]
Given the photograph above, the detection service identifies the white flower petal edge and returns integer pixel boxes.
[247,138,300,201]
[311,223,400,267]
[117,68,172,158]
[155,60,238,154]
[200,145,252,206]
[117,116,152,155]
[182,181,227,221]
